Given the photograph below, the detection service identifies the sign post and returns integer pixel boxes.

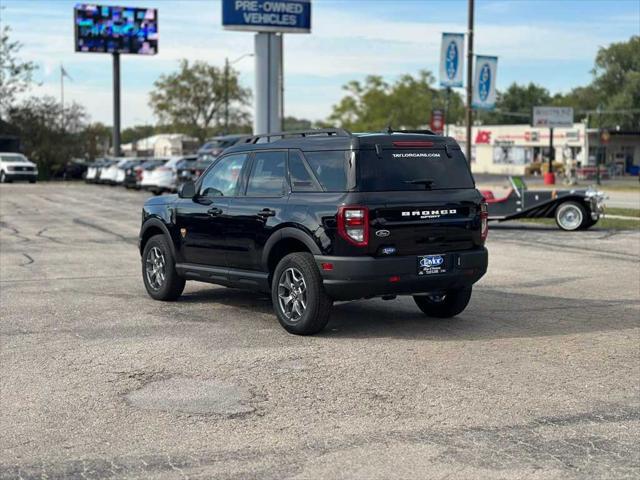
[532,107,574,185]
[222,0,311,135]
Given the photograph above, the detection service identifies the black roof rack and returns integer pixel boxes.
[385,128,437,135]
[244,128,351,144]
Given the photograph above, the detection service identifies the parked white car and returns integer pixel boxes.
[99,158,129,185]
[0,153,38,183]
[140,156,195,194]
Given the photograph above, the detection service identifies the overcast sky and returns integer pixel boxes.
[2,0,639,128]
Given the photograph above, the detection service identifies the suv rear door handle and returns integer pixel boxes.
[207,207,223,217]
[257,208,276,218]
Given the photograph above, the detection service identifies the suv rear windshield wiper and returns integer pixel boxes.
[404,178,435,189]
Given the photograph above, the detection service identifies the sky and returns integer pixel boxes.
[1,0,639,128]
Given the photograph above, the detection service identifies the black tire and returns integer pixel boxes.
[413,287,472,318]
[29,179,36,184]
[142,234,185,301]
[271,252,332,335]
[555,201,587,231]
[579,216,598,230]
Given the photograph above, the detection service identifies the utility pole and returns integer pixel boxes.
[60,64,65,128]
[465,0,475,163]
[444,87,451,137]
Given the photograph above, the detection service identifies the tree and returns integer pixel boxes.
[0,26,37,118]
[327,70,464,131]
[478,83,551,125]
[6,96,88,178]
[589,36,640,129]
[121,124,157,144]
[283,116,313,131]
[149,59,251,141]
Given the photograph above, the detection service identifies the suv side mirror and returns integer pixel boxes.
[179,181,196,199]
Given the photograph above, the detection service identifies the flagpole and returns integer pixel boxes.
[60,64,65,127]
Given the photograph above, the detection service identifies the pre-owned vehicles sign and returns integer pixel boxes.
[222,0,311,33]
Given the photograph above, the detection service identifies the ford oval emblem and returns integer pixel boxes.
[376,229,390,238]
[478,63,491,102]
[445,41,458,80]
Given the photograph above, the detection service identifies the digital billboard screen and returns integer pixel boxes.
[74,4,158,55]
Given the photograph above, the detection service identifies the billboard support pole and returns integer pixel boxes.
[254,32,282,135]
[112,52,121,157]
[465,0,474,163]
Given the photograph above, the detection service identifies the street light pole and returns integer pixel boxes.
[465,0,475,164]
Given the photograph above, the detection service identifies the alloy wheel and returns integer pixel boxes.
[145,246,166,290]
[277,267,308,322]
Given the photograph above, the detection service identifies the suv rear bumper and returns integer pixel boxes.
[315,248,488,301]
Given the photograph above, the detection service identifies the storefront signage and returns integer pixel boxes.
[532,107,573,128]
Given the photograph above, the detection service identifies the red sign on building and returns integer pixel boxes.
[430,110,445,135]
[475,130,492,144]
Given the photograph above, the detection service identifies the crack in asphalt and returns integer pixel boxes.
[19,253,34,267]
[0,221,30,243]
[1,406,637,480]
[72,217,136,244]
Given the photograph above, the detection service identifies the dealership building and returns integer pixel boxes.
[448,123,640,177]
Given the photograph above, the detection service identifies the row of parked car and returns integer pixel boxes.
[85,134,248,194]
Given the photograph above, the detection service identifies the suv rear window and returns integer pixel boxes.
[358,148,474,191]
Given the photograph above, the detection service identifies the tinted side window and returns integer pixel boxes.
[304,151,348,192]
[246,151,286,197]
[199,153,247,197]
[289,151,320,192]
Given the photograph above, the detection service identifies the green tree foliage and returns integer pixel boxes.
[6,96,88,178]
[327,71,464,131]
[283,116,313,131]
[483,36,639,128]
[121,124,157,145]
[0,26,38,118]
[480,83,551,124]
[589,35,639,129]
[149,59,251,141]
[82,122,112,160]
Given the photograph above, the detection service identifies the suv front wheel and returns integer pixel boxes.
[142,234,185,301]
[272,252,333,335]
[413,287,472,318]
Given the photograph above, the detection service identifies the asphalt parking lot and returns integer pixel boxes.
[1,183,639,479]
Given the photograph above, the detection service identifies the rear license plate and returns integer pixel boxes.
[417,255,447,275]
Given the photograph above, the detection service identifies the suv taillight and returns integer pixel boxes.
[337,206,369,247]
[480,202,489,242]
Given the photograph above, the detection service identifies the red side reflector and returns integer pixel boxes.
[389,276,400,283]
[321,263,334,271]
[392,141,434,148]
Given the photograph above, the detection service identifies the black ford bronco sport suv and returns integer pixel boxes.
[139,129,488,335]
